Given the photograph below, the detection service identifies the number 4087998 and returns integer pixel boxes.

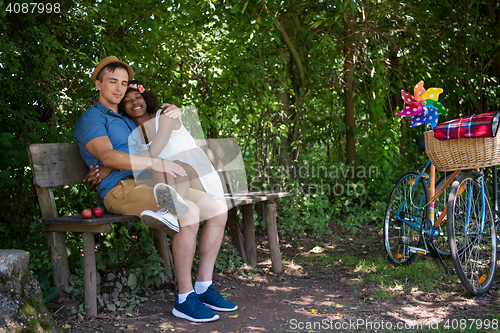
[443,318,498,330]
[6,3,61,14]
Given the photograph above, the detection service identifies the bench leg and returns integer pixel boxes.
[150,229,174,275]
[242,204,257,264]
[46,231,71,301]
[82,232,97,318]
[227,207,247,261]
[264,200,283,274]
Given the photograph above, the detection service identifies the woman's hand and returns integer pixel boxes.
[161,103,182,119]
[151,158,187,178]
[84,165,114,192]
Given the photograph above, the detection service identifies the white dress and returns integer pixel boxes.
[128,110,226,202]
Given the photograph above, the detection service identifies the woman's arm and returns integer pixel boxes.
[147,115,180,157]
[133,104,182,158]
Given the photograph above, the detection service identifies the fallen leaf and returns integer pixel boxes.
[311,309,318,314]
[158,323,177,332]
[229,314,239,318]
[246,283,255,287]
[269,272,274,275]
[62,324,71,329]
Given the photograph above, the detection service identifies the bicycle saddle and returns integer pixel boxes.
[415,136,426,153]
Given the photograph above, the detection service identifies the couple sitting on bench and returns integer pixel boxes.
[74,56,237,323]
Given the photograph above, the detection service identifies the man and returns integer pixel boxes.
[74,56,237,322]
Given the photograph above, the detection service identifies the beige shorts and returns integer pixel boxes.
[103,178,206,226]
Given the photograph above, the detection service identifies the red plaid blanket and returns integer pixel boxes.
[433,111,500,141]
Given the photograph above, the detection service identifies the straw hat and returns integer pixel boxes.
[90,56,134,82]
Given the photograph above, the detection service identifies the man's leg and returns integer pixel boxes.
[194,195,237,311]
[172,201,200,294]
[171,201,220,322]
[196,195,228,282]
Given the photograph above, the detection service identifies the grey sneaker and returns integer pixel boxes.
[153,183,189,216]
[141,208,179,235]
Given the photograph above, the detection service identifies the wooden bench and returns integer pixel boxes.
[28,138,289,317]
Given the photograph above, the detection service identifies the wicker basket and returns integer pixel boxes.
[424,130,500,171]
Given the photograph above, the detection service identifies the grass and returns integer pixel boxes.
[298,246,463,300]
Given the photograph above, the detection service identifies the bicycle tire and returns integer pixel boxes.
[384,171,429,266]
[494,210,500,250]
[447,172,497,296]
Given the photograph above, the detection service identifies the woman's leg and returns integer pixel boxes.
[151,169,189,199]
[176,162,205,192]
[172,201,200,294]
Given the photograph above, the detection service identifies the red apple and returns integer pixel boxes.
[93,207,104,218]
[80,208,92,219]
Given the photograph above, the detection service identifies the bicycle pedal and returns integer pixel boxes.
[409,246,428,255]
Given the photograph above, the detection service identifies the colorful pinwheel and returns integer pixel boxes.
[396,81,447,128]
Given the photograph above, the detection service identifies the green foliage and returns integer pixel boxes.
[215,241,244,273]
[278,186,334,236]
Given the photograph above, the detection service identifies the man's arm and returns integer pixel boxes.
[85,136,186,177]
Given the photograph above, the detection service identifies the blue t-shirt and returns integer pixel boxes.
[74,101,138,201]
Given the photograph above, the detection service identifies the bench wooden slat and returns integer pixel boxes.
[195,138,244,172]
[228,191,290,206]
[42,214,139,225]
[47,224,112,233]
[28,143,89,188]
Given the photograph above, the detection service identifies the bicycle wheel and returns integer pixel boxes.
[447,172,497,295]
[384,171,429,266]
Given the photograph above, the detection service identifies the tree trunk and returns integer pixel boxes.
[260,0,306,154]
[343,14,356,166]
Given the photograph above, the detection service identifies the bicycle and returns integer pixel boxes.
[383,141,497,295]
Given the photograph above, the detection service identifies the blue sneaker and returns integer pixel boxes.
[172,292,219,322]
[197,284,238,312]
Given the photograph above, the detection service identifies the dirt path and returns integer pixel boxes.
[52,225,500,332]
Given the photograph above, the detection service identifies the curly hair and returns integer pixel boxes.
[118,80,159,115]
